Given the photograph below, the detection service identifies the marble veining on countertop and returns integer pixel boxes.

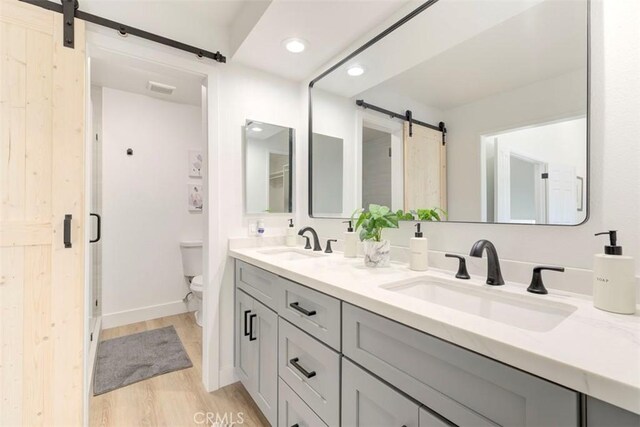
[229,243,640,414]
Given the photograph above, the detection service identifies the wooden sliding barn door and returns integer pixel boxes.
[1,0,86,425]
[403,122,447,212]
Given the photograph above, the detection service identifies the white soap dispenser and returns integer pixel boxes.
[593,230,636,314]
[343,220,358,258]
[286,218,297,247]
[410,223,429,271]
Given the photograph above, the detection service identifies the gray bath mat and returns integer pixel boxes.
[93,325,192,395]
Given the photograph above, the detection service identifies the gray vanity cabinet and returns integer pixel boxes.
[235,288,278,426]
[586,397,640,426]
[236,260,280,310]
[342,358,421,427]
[343,303,580,427]
[278,378,328,427]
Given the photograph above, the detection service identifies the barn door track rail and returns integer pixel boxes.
[18,0,227,63]
[355,99,446,144]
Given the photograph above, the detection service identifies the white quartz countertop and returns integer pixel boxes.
[229,245,640,414]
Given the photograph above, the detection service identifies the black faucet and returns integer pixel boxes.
[469,239,505,286]
[298,227,322,251]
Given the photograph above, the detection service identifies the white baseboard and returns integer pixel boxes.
[219,365,238,388]
[102,300,191,329]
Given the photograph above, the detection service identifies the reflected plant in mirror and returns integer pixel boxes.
[244,120,294,214]
[309,0,588,226]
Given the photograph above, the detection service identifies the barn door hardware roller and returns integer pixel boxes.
[19,0,227,63]
[62,0,78,48]
[355,99,445,140]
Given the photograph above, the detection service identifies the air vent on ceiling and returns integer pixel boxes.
[147,81,176,95]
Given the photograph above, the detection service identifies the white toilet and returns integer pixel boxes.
[180,241,203,327]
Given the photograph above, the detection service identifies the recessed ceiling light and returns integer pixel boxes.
[283,38,306,54]
[347,65,365,77]
[251,126,263,132]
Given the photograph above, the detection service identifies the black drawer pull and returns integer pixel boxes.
[291,424,299,427]
[64,214,72,248]
[243,310,251,336]
[290,302,316,317]
[249,314,257,341]
[290,357,316,379]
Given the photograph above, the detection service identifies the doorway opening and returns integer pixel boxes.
[86,47,209,404]
[481,117,586,224]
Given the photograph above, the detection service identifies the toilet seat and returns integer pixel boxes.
[190,275,204,292]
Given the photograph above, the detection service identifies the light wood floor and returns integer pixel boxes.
[90,313,270,427]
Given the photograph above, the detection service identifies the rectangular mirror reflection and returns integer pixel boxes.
[245,120,294,214]
[309,0,588,225]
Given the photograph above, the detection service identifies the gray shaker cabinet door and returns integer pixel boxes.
[235,289,255,392]
[252,298,279,426]
[419,407,454,427]
[343,303,579,427]
[278,378,328,427]
[586,397,640,427]
[342,357,420,427]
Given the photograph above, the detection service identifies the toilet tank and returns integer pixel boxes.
[180,241,203,277]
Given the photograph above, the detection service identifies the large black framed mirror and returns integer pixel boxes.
[309,0,589,226]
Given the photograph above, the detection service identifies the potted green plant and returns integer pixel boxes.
[354,204,399,267]
[395,207,447,221]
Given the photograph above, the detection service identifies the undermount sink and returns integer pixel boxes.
[257,247,327,261]
[382,278,576,332]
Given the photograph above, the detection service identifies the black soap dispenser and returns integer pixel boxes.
[286,219,296,247]
[593,230,635,314]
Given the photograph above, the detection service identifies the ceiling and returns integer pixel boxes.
[245,121,289,140]
[315,0,587,111]
[377,0,587,110]
[76,0,249,54]
[71,0,412,82]
[231,0,411,81]
[91,49,205,106]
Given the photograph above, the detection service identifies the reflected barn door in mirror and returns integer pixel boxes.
[403,122,447,213]
[309,0,589,225]
[245,120,295,214]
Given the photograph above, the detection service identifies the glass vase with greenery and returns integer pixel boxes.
[353,204,399,267]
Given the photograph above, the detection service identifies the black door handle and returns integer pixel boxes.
[289,302,316,316]
[243,310,251,336]
[249,314,257,341]
[90,213,101,243]
[64,214,72,248]
[289,357,316,379]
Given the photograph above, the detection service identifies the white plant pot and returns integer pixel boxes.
[363,240,391,268]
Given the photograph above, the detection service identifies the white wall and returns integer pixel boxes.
[298,0,640,295]
[216,63,302,386]
[101,87,204,326]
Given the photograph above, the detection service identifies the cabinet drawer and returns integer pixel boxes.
[236,260,280,310]
[279,318,340,427]
[342,358,420,427]
[343,304,579,427]
[277,277,341,350]
[278,378,328,427]
[419,407,453,427]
